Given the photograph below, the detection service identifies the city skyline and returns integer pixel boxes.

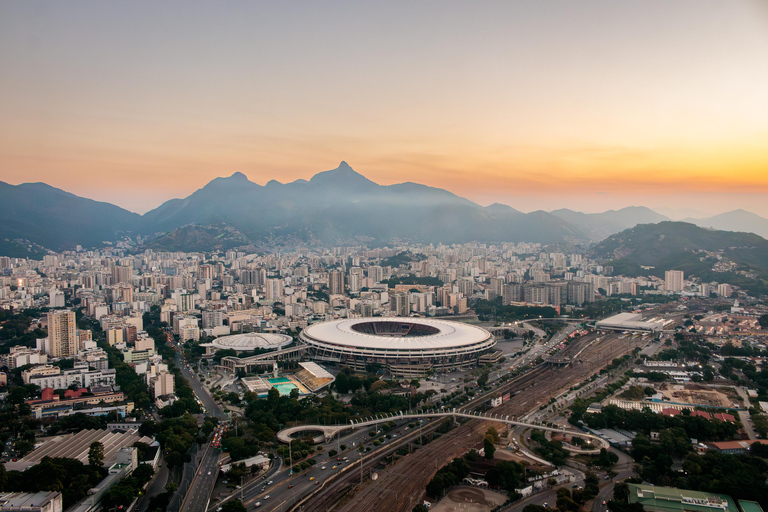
[1,1,767,216]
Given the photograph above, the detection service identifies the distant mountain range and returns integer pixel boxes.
[1,161,768,255]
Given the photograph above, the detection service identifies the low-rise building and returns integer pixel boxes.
[0,492,63,512]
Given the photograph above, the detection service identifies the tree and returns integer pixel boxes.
[613,482,630,503]
[221,499,247,512]
[483,435,496,459]
[760,314,768,329]
[486,426,500,444]
[412,505,429,512]
[88,441,104,467]
[165,482,178,493]
[0,463,7,491]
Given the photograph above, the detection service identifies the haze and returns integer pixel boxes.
[1,1,767,216]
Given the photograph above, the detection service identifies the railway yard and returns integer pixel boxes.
[300,330,642,512]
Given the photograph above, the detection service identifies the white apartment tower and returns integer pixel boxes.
[665,270,684,292]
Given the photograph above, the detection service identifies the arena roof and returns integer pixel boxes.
[301,318,493,351]
[206,332,293,352]
[595,313,665,332]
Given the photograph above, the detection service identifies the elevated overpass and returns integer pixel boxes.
[276,408,609,452]
[218,345,308,373]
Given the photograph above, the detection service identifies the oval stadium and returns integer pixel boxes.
[300,318,498,378]
[209,332,294,352]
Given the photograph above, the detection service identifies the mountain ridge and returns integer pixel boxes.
[2,163,767,254]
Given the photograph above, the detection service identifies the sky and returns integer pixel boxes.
[1,1,767,217]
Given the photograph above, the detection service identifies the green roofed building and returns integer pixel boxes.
[628,484,738,512]
[739,501,764,512]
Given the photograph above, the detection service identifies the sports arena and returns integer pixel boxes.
[300,318,497,378]
[201,332,293,356]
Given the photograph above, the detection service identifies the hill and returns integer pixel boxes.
[0,181,140,252]
[590,222,768,295]
[143,224,253,253]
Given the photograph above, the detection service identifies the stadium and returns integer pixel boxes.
[202,332,293,355]
[300,318,498,378]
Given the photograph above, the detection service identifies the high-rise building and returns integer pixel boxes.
[367,265,384,283]
[111,264,132,285]
[46,309,77,358]
[391,292,410,316]
[49,288,65,308]
[0,256,11,269]
[266,278,284,301]
[329,270,344,295]
[665,270,684,292]
[717,283,733,297]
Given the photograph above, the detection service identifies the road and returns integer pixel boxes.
[167,331,229,512]
[180,444,222,512]
[210,422,419,511]
[170,332,228,421]
[309,331,641,512]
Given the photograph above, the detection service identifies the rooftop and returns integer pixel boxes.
[629,484,738,512]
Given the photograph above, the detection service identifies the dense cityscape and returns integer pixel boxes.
[3,1,768,512]
[1,239,768,512]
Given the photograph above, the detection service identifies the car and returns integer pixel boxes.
[315,481,320,485]
[321,466,326,470]
[332,465,337,469]
[208,471,211,475]
[602,501,607,506]
[288,484,293,488]
[255,502,262,508]
[267,480,273,485]
[264,495,270,500]
[309,477,315,481]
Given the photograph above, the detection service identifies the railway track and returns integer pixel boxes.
[300,332,640,512]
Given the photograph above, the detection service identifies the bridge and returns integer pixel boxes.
[276,408,609,452]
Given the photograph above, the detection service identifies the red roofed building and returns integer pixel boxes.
[661,408,681,417]
[64,388,87,399]
[40,387,55,401]
[713,412,736,422]
[691,410,712,419]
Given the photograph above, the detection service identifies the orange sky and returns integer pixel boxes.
[1,1,767,216]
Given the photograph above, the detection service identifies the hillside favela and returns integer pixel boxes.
[1,3,768,512]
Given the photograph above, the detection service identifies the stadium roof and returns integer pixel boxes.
[205,332,293,352]
[595,313,665,332]
[301,318,492,351]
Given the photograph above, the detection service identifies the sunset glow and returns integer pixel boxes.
[1,1,767,215]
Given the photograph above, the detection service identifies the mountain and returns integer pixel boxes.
[684,210,768,239]
[0,181,141,252]
[7,162,767,254]
[142,162,585,245]
[550,206,669,241]
[590,221,768,295]
[144,224,253,253]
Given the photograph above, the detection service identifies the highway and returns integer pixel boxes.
[309,330,642,512]
[210,420,426,511]
[170,331,228,421]
[180,444,223,512]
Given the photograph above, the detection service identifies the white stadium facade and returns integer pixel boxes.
[202,332,294,356]
[299,318,498,378]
